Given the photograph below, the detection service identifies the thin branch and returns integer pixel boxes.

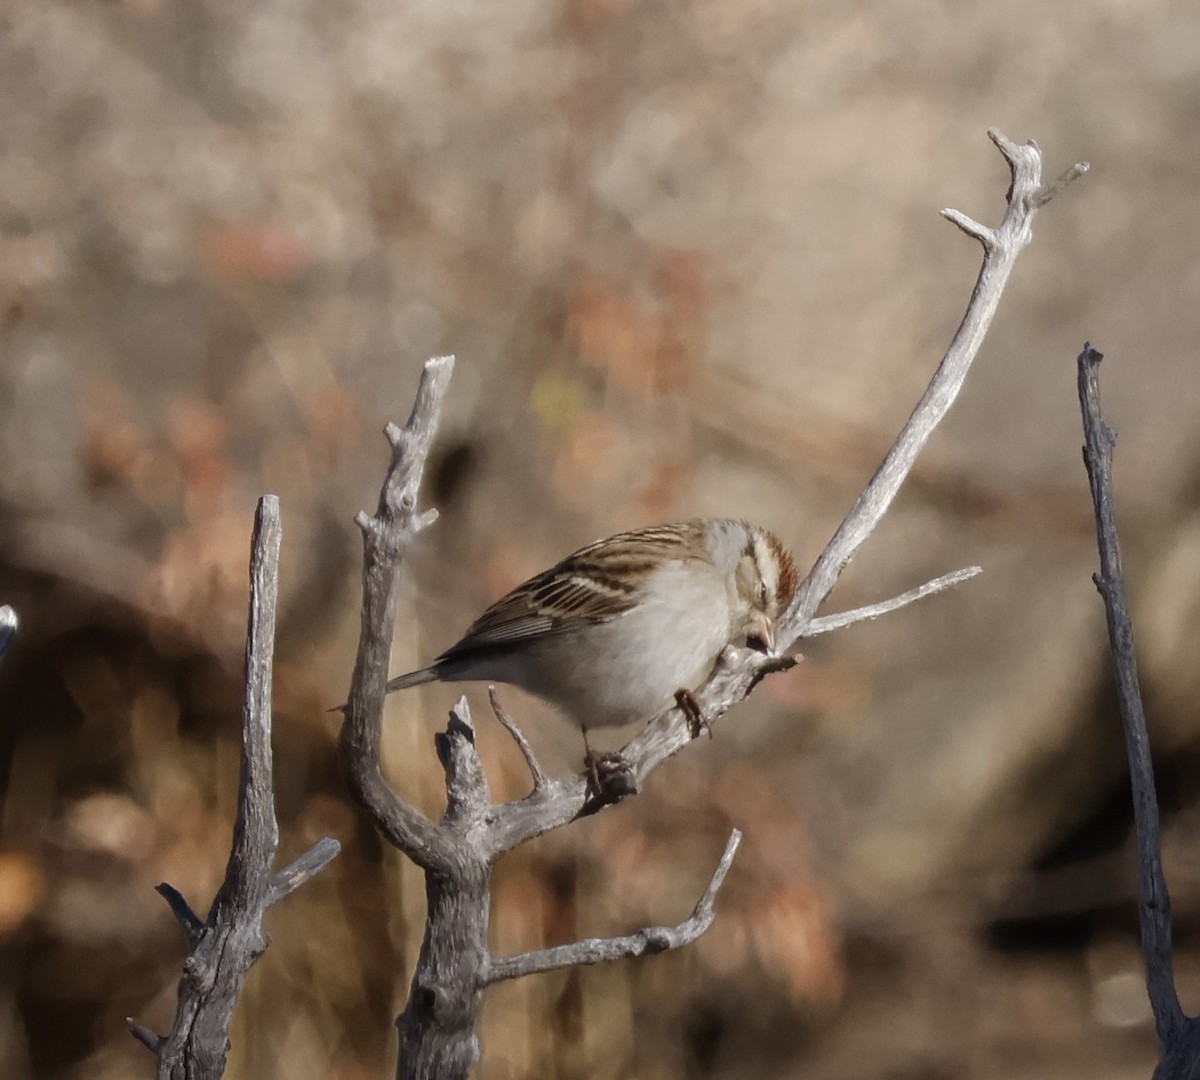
[940,208,995,249]
[484,830,741,984]
[131,496,340,1079]
[1034,161,1090,208]
[268,837,342,905]
[154,883,206,946]
[488,687,548,792]
[126,1019,165,1056]
[805,566,983,636]
[339,359,516,1080]
[222,493,284,901]
[782,129,1086,645]
[437,697,492,826]
[340,356,460,875]
[1076,343,1185,1048]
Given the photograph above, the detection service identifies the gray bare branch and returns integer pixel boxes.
[129,496,340,1079]
[484,829,741,984]
[805,566,983,636]
[782,130,1086,644]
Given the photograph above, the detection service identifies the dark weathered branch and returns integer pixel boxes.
[268,837,343,906]
[154,883,206,947]
[1076,344,1188,1059]
[128,496,340,1079]
[0,605,16,666]
[223,496,284,899]
[484,829,740,984]
[128,1020,165,1056]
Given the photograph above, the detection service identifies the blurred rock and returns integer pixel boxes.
[4,0,1200,1077]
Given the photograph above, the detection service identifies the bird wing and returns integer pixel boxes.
[437,522,709,656]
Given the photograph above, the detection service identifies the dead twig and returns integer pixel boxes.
[805,566,982,636]
[128,496,340,1080]
[489,687,548,792]
[1075,343,1200,1077]
[484,830,741,983]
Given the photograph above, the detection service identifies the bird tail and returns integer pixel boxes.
[385,667,440,693]
[327,666,439,713]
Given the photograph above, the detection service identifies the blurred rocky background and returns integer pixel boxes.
[2,0,1199,1077]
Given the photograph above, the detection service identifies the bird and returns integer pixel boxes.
[386,518,797,785]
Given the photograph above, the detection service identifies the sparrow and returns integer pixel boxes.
[386,519,797,781]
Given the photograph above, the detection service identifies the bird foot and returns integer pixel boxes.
[583,748,638,805]
[580,725,637,805]
[675,688,711,739]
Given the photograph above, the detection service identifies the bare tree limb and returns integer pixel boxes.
[338,358,497,1079]
[1034,161,1090,209]
[154,883,206,947]
[129,496,341,1079]
[126,1019,165,1056]
[1156,1028,1200,1080]
[268,837,342,905]
[805,565,983,636]
[340,364,747,1079]
[397,697,492,1080]
[484,829,741,984]
[223,496,284,901]
[438,698,493,825]
[339,356,459,875]
[1076,343,1187,1054]
[783,129,1087,643]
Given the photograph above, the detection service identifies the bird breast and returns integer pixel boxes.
[508,558,734,729]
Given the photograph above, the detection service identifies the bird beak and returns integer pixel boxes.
[751,613,776,656]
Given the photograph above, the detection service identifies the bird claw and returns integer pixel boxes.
[674,688,711,739]
[580,724,637,805]
[583,748,638,804]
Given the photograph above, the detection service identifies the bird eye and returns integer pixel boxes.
[759,581,769,608]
